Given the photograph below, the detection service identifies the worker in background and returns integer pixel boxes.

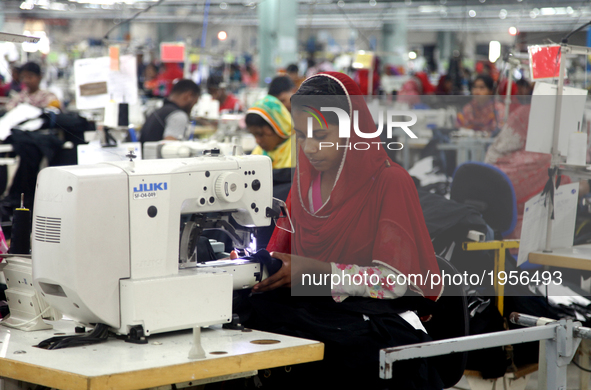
[8,65,22,95]
[353,56,380,95]
[435,75,454,95]
[206,75,243,112]
[6,62,60,111]
[268,75,295,112]
[456,74,504,135]
[139,79,200,143]
[516,78,533,101]
[246,95,293,170]
[285,63,305,88]
[142,63,160,97]
[153,62,184,97]
[0,65,21,97]
[241,63,259,88]
[0,63,62,215]
[397,71,436,107]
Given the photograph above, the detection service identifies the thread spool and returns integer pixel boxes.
[9,194,31,255]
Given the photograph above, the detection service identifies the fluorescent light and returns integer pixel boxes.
[419,5,445,13]
[19,0,34,10]
[540,7,556,16]
[489,41,501,63]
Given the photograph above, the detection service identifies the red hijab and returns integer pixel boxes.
[268,72,442,300]
[414,72,436,95]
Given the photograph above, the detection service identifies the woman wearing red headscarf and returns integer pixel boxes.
[241,73,443,389]
[456,74,505,135]
[397,71,436,106]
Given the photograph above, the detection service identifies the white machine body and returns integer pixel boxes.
[32,155,273,336]
[143,137,257,160]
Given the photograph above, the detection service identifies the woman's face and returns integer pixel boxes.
[293,109,346,174]
[247,124,283,152]
[444,79,453,92]
[145,65,157,80]
[21,71,40,92]
[472,79,493,96]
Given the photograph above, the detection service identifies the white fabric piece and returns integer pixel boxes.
[0,104,43,140]
[14,118,45,131]
[398,310,428,333]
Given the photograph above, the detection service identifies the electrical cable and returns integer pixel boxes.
[103,0,166,41]
[36,323,110,350]
[562,20,591,44]
[2,305,51,328]
[335,3,372,49]
[573,357,591,373]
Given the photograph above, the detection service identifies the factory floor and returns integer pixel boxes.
[452,363,591,389]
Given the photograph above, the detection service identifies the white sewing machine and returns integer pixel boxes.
[143,138,256,160]
[31,154,277,339]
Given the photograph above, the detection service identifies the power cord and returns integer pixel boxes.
[573,356,591,373]
[36,323,110,350]
[1,305,51,328]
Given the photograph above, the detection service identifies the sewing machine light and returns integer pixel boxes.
[248,236,257,254]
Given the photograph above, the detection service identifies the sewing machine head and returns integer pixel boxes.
[32,154,276,336]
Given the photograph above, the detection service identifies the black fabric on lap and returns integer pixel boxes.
[240,289,444,390]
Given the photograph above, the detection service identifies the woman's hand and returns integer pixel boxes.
[252,252,331,292]
[252,252,292,292]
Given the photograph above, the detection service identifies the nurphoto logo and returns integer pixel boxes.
[306,106,418,150]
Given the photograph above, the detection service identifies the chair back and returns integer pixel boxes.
[450,162,517,237]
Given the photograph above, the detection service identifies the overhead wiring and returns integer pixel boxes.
[103,0,166,41]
